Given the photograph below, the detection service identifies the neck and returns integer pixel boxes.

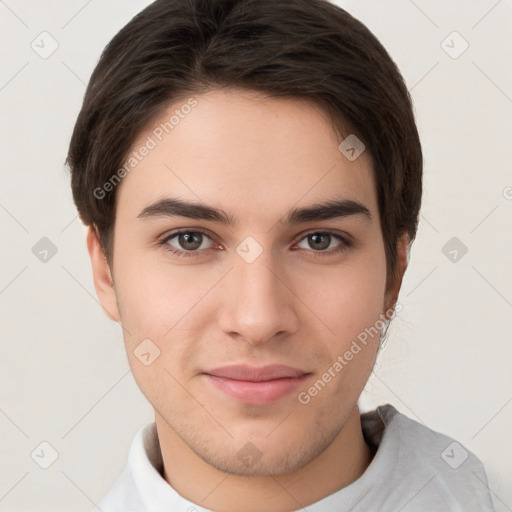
[155,405,373,512]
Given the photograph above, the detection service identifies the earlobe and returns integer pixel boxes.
[86,225,121,322]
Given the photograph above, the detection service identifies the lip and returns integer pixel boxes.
[203,364,310,405]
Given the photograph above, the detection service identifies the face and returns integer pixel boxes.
[91,88,402,476]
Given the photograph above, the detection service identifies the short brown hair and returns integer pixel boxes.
[66,0,422,288]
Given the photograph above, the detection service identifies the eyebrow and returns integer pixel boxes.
[136,197,372,225]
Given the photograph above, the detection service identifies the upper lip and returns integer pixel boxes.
[205,364,309,382]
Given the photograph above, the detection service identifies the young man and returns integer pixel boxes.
[66,0,495,510]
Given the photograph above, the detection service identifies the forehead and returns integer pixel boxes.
[115,88,377,223]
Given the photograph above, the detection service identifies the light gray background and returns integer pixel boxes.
[0,0,511,510]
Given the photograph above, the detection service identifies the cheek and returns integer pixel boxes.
[113,256,224,388]
[300,243,388,342]
[115,261,211,403]
[114,249,216,332]
[301,263,386,406]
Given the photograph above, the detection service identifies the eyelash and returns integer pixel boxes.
[157,229,352,259]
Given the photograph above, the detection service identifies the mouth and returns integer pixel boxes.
[202,364,311,405]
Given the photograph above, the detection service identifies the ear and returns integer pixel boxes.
[384,232,410,317]
[86,225,121,322]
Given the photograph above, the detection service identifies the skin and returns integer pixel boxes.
[88,88,409,512]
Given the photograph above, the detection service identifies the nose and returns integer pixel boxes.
[217,252,299,346]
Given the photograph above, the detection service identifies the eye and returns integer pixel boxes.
[159,230,216,256]
[296,232,350,255]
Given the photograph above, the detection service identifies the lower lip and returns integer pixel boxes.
[204,374,309,405]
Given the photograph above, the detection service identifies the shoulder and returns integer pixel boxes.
[361,404,495,511]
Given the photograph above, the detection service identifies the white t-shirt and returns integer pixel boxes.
[93,404,495,511]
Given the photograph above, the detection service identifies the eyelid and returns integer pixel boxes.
[159,228,218,249]
[293,228,352,245]
[293,231,352,257]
